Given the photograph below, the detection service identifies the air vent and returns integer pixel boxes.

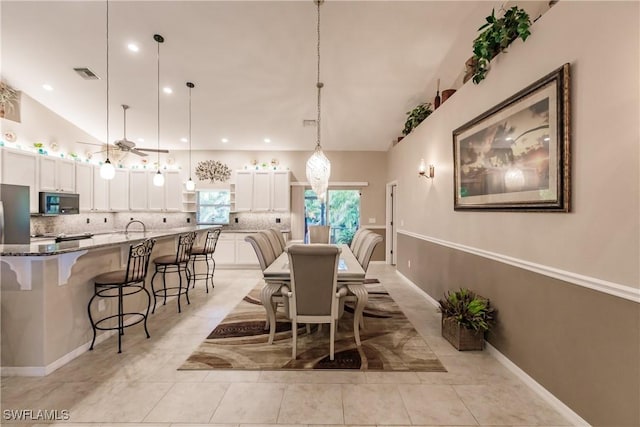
[73,67,100,80]
[302,119,317,127]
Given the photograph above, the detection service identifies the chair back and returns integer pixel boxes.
[352,229,371,256]
[287,244,341,316]
[309,225,330,243]
[269,228,287,249]
[124,238,156,284]
[357,233,383,272]
[349,228,366,252]
[261,229,283,256]
[202,228,222,254]
[175,232,197,263]
[245,233,277,271]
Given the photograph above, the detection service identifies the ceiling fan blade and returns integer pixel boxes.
[129,148,149,157]
[136,147,170,154]
[76,141,103,146]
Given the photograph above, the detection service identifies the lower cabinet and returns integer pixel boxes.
[212,232,259,268]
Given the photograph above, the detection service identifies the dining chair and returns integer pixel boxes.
[357,232,383,273]
[349,228,367,252]
[262,229,284,257]
[88,238,156,353]
[150,231,197,313]
[309,225,331,243]
[351,229,372,257]
[188,228,221,293]
[269,228,287,249]
[285,244,350,360]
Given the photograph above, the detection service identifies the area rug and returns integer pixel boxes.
[180,283,446,371]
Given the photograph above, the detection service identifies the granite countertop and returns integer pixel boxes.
[0,225,222,257]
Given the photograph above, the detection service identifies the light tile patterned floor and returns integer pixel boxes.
[1,265,571,426]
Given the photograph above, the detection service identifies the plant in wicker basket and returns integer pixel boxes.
[438,288,495,351]
[195,160,231,183]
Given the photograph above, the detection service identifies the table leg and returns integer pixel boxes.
[261,282,283,345]
[346,284,368,346]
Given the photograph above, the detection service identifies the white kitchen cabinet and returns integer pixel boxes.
[0,148,39,212]
[108,168,129,211]
[252,171,271,212]
[233,170,290,212]
[147,170,182,211]
[234,170,253,212]
[272,170,290,211]
[75,163,93,211]
[129,170,148,211]
[93,166,109,211]
[38,156,76,193]
[213,233,236,265]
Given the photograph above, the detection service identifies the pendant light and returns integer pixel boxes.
[185,82,196,192]
[152,34,165,187]
[100,0,115,180]
[305,0,330,203]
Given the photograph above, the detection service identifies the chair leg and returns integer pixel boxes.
[330,321,335,361]
[205,255,211,293]
[211,257,216,289]
[306,324,311,334]
[184,265,191,306]
[151,269,158,314]
[191,257,196,289]
[142,286,152,339]
[177,266,183,313]
[117,286,123,353]
[292,320,297,360]
[87,293,98,350]
[162,268,168,306]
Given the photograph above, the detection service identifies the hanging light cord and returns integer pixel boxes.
[188,84,192,179]
[316,0,323,149]
[156,37,160,171]
[105,0,110,161]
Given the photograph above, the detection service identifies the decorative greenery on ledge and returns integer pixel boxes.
[471,6,532,84]
[402,102,433,136]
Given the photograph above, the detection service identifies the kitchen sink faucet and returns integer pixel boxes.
[125,220,147,235]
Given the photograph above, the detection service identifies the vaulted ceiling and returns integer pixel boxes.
[2,1,491,152]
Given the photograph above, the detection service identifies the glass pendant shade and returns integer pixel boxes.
[100,159,115,180]
[185,178,196,192]
[153,170,165,187]
[306,144,330,202]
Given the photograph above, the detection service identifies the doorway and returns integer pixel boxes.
[304,189,360,244]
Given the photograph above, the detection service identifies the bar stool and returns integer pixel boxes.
[151,232,196,313]
[87,238,156,353]
[188,228,221,293]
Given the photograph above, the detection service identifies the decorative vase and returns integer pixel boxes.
[441,315,484,351]
[442,89,456,103]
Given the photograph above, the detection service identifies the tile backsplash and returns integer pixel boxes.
[30,211,290,235]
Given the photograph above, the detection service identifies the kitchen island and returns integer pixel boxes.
[0,225,221,376]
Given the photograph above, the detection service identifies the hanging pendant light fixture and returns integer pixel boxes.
[185,82,196,192]
[152,34,165,187]
[305,0,330,203]
[100,0,115,180]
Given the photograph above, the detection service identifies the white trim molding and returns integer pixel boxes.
[398,229,640,303]
[362,225,387,230]
[291,181,369,187]
[394,270,591,427]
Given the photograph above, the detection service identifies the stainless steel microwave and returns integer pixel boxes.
[39,192,79,215]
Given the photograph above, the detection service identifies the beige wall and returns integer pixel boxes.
[388,2,639,425]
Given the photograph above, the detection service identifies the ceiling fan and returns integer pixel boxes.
[114,104,168,157]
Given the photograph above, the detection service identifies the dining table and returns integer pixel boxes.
[262,243,367,346]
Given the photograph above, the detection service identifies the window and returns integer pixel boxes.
[197,190,230,224]
[304,189,360,244]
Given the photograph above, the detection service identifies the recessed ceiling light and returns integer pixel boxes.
[42,84,53,91]
[544,137,550,141]
[264,138,271,143]
[221,138,229,143]
[137,138,144,143]
[505,137,513,141]
[163,87,173,94]
[180,137,188,143]
[127,43,139,52]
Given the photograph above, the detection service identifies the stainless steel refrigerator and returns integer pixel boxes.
[0,184,30,244]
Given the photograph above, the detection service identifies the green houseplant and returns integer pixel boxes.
[470,6,532,84]
[402,102,432,136]
[438,288,495,350]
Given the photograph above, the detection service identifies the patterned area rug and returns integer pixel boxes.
[180,283,446,371]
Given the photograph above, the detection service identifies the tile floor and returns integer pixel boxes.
[1,265,572,426]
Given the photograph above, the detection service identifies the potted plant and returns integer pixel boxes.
[438,288,495,350]
[402,102,432,136]
[470,6,532,84]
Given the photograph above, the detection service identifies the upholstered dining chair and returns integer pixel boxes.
[269,228,287,250]
[309,225,331,243]
[188,228,221,293]
[357,232,383,273]
[88,238,156,353]
[261,229,284,257]
[284,244,350,360]
[351,229,372,257]
[151,231,196,314]
[349,228,367,252]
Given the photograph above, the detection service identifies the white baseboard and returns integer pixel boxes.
[394,269,590,426]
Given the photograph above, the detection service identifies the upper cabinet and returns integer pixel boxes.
[148,170,182,211]
[129,170,149,211]
[38,157,75,193]
[75,163,93,212]
[0,148,39,212]
[108,169,129,211]
[233,170,290,212]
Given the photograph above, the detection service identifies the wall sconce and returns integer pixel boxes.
[418,159,435,179]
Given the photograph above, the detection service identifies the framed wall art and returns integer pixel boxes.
[453,63,570,211]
